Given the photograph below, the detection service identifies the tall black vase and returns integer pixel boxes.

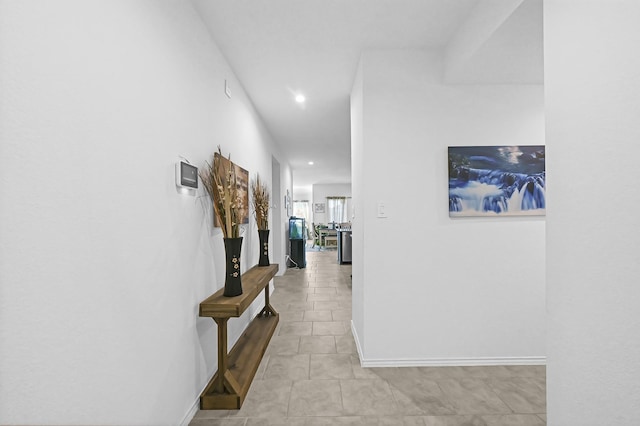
[258,229,270,266]
[223,237,243,297]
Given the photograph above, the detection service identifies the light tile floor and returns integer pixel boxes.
[190,250,546,426]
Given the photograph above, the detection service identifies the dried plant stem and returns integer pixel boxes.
[250,173,270,230]
[200,146,241,238]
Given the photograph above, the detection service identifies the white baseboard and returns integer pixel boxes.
[350,320,364,361]
[180,398,199,426]
[360,356,546,368]
[350,321,545,367]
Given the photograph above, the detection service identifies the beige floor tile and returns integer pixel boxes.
[312,321,347,336]
[299,335,337,354]
[264,354,310,380]
[314,287,338,294]
[422,415,488,426]
[336,335,358,354]
[505,365,546,378]
[340,379,399,416]
[310,354,354,379]
[288,380,345,416]
[486,377,546,414]
[350,356,381,380]
[481,414,546,426]
[302,417,365,426]
[266,335,300,355]
[367,417,428,426]
[279,311,305,322]
[303,310,333,322]
[313,300,344,310]
[245,418,304,426]
[236,379,292,418]
[441,366,544,380]
[278,321,313,336]
[284,302,316,311]
[189,418,248,426]
[409,367,485,381]
[272,290,301,298]
[464,366,522,379]
[388,380,457,416]
[331,309,352,321]
[309,282,340,289]
[307,293,337,302]
[436,379,511,415]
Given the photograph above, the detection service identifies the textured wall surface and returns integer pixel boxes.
[0,2,289,424]
[351,49,546,366]
[545,1,640,425]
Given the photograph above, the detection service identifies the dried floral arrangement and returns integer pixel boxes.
[250,174,270,230]
[200,146,242,238]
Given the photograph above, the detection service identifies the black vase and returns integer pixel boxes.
[258,229,270,266]
[223,237,243,297]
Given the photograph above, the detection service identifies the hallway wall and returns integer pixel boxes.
[0,2,289,425]
[545,2,640,424]
[351,49,545,365]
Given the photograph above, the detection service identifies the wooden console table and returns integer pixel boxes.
[199,263,279,409]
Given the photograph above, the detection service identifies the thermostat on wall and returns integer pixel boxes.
[176,161,198,189]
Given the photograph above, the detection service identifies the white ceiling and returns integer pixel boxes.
[192,0,542,191]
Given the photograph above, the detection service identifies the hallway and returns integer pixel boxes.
[190,250,546,425]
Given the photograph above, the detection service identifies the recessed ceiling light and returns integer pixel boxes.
[308,161,314,165]
[295,94,306,103]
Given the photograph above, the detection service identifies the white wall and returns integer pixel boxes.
[293,187,312,203]
[351,50,545,366]
[311,183,352,225]
[0,2,289,425]
[545,2,640,425]
[350,59,365,353]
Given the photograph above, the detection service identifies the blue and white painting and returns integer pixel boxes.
[448,145,545,217]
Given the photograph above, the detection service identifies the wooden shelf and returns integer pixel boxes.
[200,264,279,318]
[200,313,278,409]
[199,264,279,410]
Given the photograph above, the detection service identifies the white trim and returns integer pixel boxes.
[360,356,546,368]
[350,320,545,368]
[179,397,199,426]
[350,320,364,361]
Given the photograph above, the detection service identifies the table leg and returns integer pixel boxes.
[213,317,228,394]
[259,283,278,317]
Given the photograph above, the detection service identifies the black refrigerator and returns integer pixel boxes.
[288,216,306,268]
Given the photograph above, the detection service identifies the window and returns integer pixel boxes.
[293,200,310,222]
[326,197,351,224]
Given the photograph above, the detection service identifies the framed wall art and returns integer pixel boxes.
[448,145,546,217]
[213,152,250,226]
[284,190,292,216]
